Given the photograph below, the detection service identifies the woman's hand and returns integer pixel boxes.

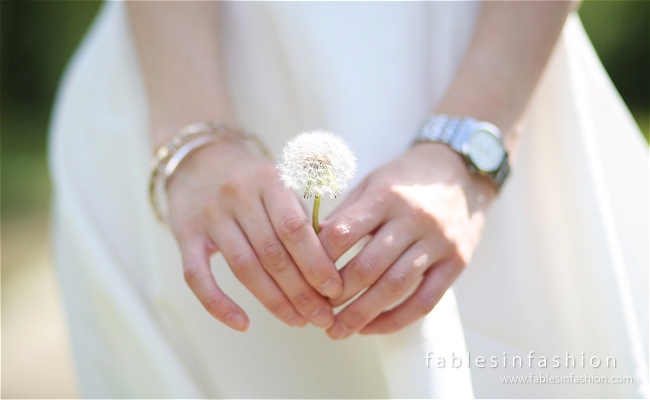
[312,0,574,340]
[318,143,496,338]
[166,137,343,331]
[128,2,342,332]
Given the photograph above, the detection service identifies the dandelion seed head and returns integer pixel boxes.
[277,131,356,199]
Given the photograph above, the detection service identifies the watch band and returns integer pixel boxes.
[416,114,510,189]
[493,157,510,187]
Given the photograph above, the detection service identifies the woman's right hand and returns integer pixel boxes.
[166,136,343,331]
[127,0,343,334]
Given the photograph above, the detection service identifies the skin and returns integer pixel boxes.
[321,0,577,339]
[127,1,576,335]
[128,1,343,332]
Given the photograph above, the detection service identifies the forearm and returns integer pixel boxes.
[127,2,234,149]
[435,1,575,158]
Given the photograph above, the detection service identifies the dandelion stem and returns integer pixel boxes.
[312,196,321,234]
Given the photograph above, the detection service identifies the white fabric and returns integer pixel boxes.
[49,1,648,398]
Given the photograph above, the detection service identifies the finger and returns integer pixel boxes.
[178,233,250,331]
[235,201,334,328]
[318,191,386,263]
[326,241,434,339]
[207,218,308,327]
[359,257,463,334]
[329,219,414,307]
[263,185,342,299]
[317,181,366,232]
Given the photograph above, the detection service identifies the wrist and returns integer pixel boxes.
[149,121,271,224]
[413,114,510,192]
[409,141,498,203]
[434,103,521,158]
[433,63,524,160]
[151,110,238,150]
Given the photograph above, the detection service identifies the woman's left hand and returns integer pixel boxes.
[318,142,497,338]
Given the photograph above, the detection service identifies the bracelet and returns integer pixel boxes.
[148,121,272,225]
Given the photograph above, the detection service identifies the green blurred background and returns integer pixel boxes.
[1,1,648,398]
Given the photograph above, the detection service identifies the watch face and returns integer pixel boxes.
[467,130,505,172]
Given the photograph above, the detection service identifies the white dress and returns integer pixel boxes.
[49,1,648,398]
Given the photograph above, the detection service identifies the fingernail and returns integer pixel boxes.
[320,279,342,298]
[309,308,333,327]
[287,313,308,327]
[360,325,379,335]
[226,313,249,331]
[327,321,349,339]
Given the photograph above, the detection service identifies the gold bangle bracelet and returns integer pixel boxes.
[148,121,272,225]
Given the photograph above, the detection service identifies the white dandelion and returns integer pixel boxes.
[277,130,356,233]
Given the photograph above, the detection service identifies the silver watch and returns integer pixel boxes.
[415,114,510,189]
